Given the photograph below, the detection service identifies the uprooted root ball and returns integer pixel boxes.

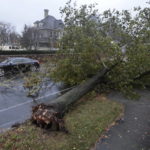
[31,103,68,132]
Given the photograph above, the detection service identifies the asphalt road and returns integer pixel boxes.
[0,76,61,131]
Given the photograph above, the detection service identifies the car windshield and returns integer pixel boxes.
[11,58,32,63]
[1,59,11,64]
[1,58,33,64]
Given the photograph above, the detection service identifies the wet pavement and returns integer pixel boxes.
[0,76,61,130]
[95,90,150,150]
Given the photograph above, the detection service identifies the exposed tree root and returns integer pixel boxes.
[31,103,68,133]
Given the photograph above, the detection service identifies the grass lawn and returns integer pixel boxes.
[0,94,123,150]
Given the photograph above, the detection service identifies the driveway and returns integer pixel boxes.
[0,76,61,130]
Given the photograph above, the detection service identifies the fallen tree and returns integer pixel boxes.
[31,63,118,131]
[31,2,150,131]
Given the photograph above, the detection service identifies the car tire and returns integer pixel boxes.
[30,65,38,72]
[0,68,5,77]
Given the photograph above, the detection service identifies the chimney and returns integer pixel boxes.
[44,9,49,18]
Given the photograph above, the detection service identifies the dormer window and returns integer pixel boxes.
[39,23,43,27]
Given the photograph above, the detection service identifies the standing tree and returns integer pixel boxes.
[21,25,32,50]
[21,25,39,50]
[0,22,20,48]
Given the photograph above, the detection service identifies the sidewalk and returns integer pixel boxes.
[95,90,150,150]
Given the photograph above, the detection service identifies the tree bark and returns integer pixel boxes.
[133,70,150,81]
[47,68,108,114]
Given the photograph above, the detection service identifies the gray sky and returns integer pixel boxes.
[0,0,148,33]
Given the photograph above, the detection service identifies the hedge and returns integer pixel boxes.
[0,50,56,55]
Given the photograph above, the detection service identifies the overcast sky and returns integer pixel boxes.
[0,0,148,33]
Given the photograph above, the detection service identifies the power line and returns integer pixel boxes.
[0,85,75,113]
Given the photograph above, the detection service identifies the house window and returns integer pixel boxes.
[50,31,53,37]
[39,23,43,27]
[39,34,43,38]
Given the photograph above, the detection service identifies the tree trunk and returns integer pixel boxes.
[47,68,108,114]
[31,63,118,130]
[133,70,150,81]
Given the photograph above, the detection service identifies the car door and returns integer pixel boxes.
[10,59,20,73]
[16,58,31,72]
[11,58,26,73]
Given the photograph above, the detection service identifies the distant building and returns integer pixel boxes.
[0,35,21,51]
[0,45,23,51]
[33,9,64,50]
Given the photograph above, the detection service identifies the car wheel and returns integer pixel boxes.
[30,65,38,72]
[0,68,5,77]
